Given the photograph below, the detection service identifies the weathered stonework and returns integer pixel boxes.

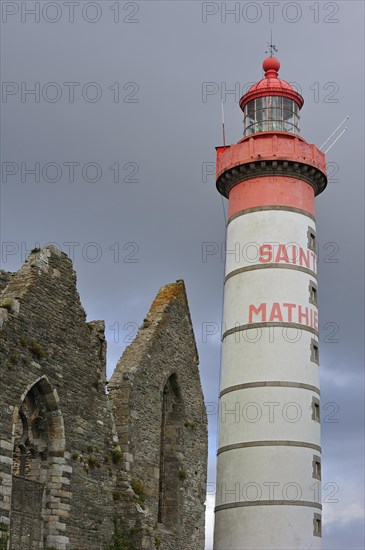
[0,246,207,549]
[109,281,208,550]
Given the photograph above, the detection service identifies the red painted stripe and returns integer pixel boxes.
[228,176,316,219]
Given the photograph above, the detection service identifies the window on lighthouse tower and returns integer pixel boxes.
[313,514,322,537]
[243,96,300,136]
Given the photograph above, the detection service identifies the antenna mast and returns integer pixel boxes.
[320,115,349,151]
[265,30,278,57]
[324,128,348,154]
[221,101,226,147]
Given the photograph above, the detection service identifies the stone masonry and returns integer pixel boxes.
[0,245,208,549]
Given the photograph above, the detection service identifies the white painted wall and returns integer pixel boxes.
[214,506,322,550]
[216,446,321,505]
[223,269,318,329]
[220,330,319,389]
[218,386,320,447]
[214,208,322,550]
[225,210,316,276]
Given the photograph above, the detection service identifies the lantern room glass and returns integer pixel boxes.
[243,96,300,136]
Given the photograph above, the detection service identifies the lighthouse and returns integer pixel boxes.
[213,56,327,549]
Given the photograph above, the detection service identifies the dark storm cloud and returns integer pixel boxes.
[1,1,364,548]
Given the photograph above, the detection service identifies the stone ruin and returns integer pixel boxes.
[0,245,208,549]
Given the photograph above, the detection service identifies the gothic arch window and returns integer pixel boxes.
[10,377,68,549]
[12,384,49,481]
[158,374,184,528]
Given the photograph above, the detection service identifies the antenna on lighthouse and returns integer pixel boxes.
[265,30,278,57]
[324,127,348,154]
[221,101,226,147]
[320,115,349,151]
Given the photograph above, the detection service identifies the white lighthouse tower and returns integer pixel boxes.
[213,55,327,549]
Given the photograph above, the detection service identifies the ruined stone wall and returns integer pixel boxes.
[0,247,208,550]
[0,247,116,549]
[109,281,208,550]
[0,272,12,294]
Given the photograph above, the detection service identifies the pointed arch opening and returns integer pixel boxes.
[10,376,69,548]
[158,373,184,528]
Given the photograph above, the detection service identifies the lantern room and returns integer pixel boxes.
[239,57,304,137]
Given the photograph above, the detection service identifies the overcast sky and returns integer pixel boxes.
[1,1,364,548]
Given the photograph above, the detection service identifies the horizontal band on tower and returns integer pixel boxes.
[220,381,320,398]
[215,500,322,513]
[225,263,317,283]
[217,440,322,456]
[228,205,316,226]
[222,322,318,341]
[217,158,327,198]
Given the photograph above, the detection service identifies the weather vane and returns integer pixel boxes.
[265,30,278,56]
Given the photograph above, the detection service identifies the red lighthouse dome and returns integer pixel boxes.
[240,57,304,136]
